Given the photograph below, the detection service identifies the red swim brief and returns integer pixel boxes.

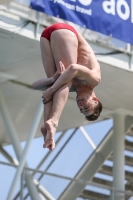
[41,23,78,41]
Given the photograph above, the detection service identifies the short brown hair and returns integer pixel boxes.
[85,100,102,121]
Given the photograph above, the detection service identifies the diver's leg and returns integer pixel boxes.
[44,82,72,149]
[40,37,56,149]
[44,29,78,150]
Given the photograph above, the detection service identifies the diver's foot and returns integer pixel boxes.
[41,124,55,150]
[44,119,57,150]
[41,124,47,140]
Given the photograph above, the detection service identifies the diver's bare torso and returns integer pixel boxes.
[77,33,98,68]
[50,29,101,90]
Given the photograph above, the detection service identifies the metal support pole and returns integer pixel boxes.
[112,111,125,200]
[14,131,66,200]
[6,99,43,200]
[20,169,25,200]
[34,179,56,200]
[1,160,133,196]
[35,12,40,39]
[0,146,18,165]
[0,87,41,200]
[79,126,96,150]
[129,46,133,70]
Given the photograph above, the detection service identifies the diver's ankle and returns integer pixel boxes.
[51,119,58,128]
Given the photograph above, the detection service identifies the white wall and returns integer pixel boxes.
[14,0,31,6]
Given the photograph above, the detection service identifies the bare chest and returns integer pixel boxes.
[73,78,91,88]
[70,78,92,92]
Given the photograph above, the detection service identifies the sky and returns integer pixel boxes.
[1,118,133,200]
[0,119,111,199]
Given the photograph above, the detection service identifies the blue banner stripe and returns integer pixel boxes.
[30,0,133,44]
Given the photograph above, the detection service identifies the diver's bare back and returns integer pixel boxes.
[77,33,99,70]
[75,32,101,87]
[50,28,100,87]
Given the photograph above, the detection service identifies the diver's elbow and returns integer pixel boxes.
[95,77,101,86]
[97,77,101,84]
[32,82,37,90]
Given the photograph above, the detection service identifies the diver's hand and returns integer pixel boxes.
[53,61,65,81]
[42,87,54,104]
